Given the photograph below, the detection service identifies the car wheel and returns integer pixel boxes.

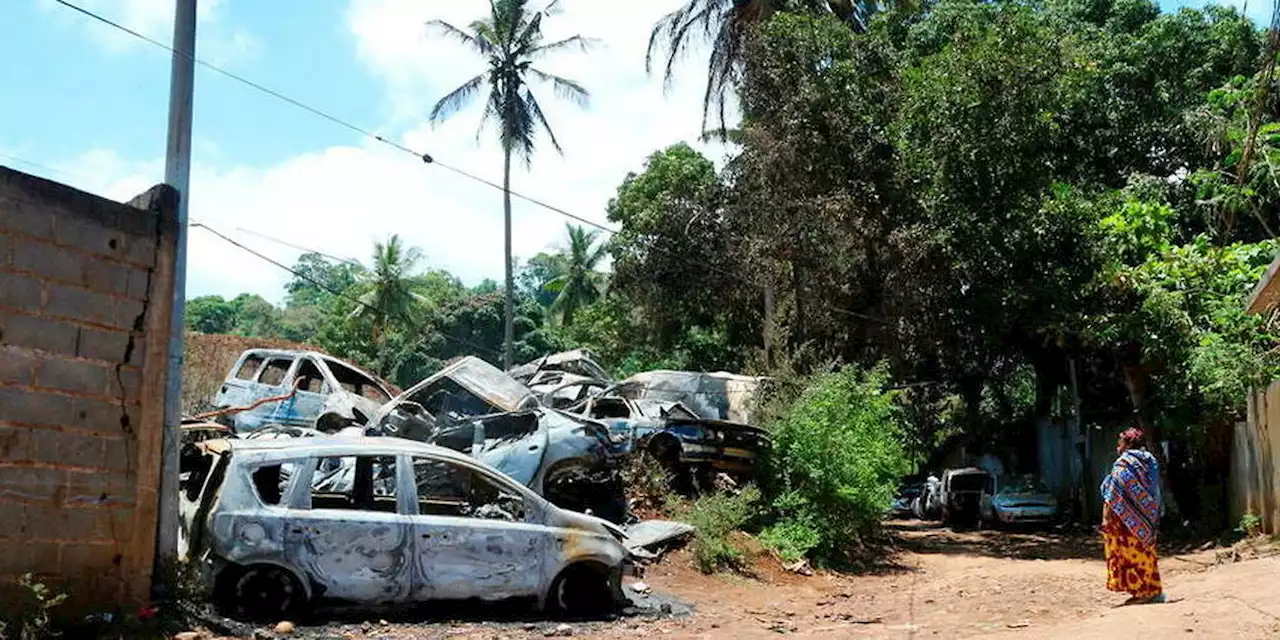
[547,563,615,619]
[217,564,305,622]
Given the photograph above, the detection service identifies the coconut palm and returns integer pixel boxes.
[543,224,608,326]
[646,0,866,133]
[428,0,594,368]
[352,235,425,347]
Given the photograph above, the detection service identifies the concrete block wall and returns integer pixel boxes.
[0,165,177,609]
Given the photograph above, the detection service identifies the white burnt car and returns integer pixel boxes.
[179,436,632,620]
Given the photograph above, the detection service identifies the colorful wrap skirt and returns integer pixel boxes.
[1102,511,1162,599]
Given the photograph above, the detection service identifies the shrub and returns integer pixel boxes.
[684,485,761,573]
[760,364,910,565]
[1237,512,1263,538]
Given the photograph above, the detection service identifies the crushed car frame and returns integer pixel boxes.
[179,436,633,620]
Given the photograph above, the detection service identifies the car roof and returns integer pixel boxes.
[209,435,478,464]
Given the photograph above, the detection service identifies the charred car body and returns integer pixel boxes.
[212,349,392,434]
[572,394,770,490]
[941,467,995,527]
[369,357,627,523]
[179,436,631,620]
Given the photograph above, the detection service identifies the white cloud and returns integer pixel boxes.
[48,0,739,304]
[42,0,259,66]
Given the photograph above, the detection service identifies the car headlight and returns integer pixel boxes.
[714,430,725,442]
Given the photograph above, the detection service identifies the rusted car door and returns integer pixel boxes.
[229,354,296,432]
[282,454,413,604]
[213,352,266,416]
[406,456,546,602]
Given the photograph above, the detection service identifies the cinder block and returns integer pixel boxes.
[0,503,26,538]
[0,345,36,385]
[0,270,45,312]
[124,235,157,267]
[31,427,104,469]
[76,326,129,363]
[0,232,11,266]
[35,357,110,396]
[13,239,83,285]
[0,542,60,574]
[24,504,131,543]
[82,259,130,296]
[0,196,55,239]
[116,367,142,406]
[45,283,115,327]
[0,311,78,356]
[0,387,81,428]
[102,437,134,472]
[53,215,126,261]
[113,298,146,332]
[0,466,67,503]
[0,425,32,462]
[60,541,122,573]
[125,267,150,301]
[73,396,138,435]
[66,470,135,508]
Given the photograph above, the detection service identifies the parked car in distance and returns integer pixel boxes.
[892,482,923,518]
[211,349,392,434]
[983,474,1059,527]
[179,436,633,621]
[941,467,994,527]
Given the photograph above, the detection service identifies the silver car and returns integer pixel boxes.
[179,436,632,621]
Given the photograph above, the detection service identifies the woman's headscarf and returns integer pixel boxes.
[1118,428,1145,451]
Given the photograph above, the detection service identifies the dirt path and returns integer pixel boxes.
[219,521,1279,639]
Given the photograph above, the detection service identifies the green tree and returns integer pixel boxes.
[229,294,282,338]
[543,224,608,326]
[284,252,363,309]
[185,295,237,334]
[351,235,426,374]
[427,0,594,368]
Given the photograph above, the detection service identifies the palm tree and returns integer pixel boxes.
[543,224,608,326]
[646,0,866,133]
[427,0,594,368]
[352,235,425,357]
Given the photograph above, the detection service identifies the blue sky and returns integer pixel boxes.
[0,0,1269,303]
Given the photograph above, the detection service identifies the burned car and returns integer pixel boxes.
[509,349,611,386]
[941,467,995,527]
[571,394,770,491]
[369,357,626,523]
[211,349,392,434]
[178,436,632,621]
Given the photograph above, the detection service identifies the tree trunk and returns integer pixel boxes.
[502,148,515,369]
[1121,358,1180,519]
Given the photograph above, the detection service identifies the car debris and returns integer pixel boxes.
[606,370,769,426]
[570,394,771,492]
[509,349,610,386]
[620,520,695,560]
[369,356,627,523]
[178,436,633,621]
[941,467,995,527]
[210,349,393,434]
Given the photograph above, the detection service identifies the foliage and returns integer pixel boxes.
[682,485,762,573]
[761,365,911,564]
[542,224,609,326]
[0,573,68,640]
[1237,512,1263,537]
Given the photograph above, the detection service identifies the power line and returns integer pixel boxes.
[0,152,83,182]
[190,221,505,359]
[233,226,362,266]
[51,0,889,326]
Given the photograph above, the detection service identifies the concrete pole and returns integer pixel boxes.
[156,0,197,573]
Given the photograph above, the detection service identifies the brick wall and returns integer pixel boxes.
[0,166,177,610]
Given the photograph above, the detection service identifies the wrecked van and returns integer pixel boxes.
[178,436,632,621]
[370,356,627,523]
[212,349,392,433]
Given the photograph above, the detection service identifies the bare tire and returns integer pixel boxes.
[217,564,305,622]
[547,563,616,619]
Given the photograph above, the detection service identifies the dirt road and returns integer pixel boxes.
[210,521,1280,639]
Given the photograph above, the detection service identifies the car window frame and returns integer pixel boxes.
[257,356,297,387]
[405,454,534,522]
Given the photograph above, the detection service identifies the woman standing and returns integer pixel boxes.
[1100,428,1166,604]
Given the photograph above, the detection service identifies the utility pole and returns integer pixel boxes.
[156,0,197,571]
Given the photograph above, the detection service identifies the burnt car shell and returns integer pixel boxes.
[178,437,631,619]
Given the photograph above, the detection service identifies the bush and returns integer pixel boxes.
[760,364,910,565]
[683,485,761,573]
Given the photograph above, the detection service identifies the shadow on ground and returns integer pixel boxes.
[885,519,1104,561]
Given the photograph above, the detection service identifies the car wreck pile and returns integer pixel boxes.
[178,348,769,621]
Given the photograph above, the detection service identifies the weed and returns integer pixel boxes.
[1237,512,1263,538]
[683,485,761,573]
[0,573,68,640]
[621,451,675,517]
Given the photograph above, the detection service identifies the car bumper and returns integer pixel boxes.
[994,507,1058,522]
[679,444,759,471]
